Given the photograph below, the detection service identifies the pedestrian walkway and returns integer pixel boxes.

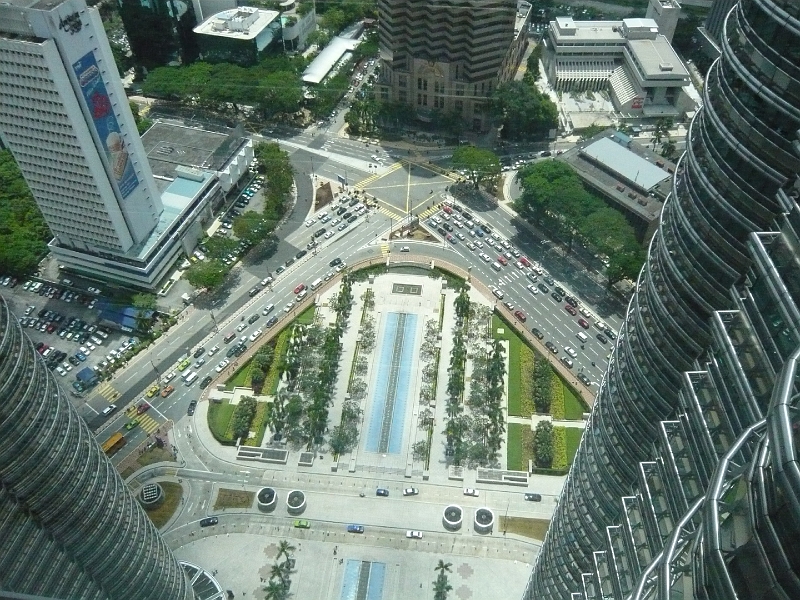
[380,243,390,257]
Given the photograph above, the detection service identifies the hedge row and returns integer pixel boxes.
[263,328,291,394]
[518,344,535,417]
[552,426,568,470]
[243,399,269,447]
[551,373,565,420]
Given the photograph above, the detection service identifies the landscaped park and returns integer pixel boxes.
[203,264,588,479]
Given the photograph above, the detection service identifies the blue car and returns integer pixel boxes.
[475,229,484,237]
[347,524,364,534]
[75,352,87,362]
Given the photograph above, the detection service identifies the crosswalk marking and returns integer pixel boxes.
[94,382,120,401]
[377,205,403,220]
[355,162,403,189]
[137,414,160,435]
[380,243,390,257]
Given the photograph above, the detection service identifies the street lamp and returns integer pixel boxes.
[151,360,161,385]
[209,311,219,334]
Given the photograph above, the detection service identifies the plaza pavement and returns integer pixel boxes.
[156,272,570,599]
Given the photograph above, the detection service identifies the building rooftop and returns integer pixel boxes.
[302,36,361,84]
[581,136,670,191]
[628,37,688,79]
[194,6,279,40]
[140,121,247,182]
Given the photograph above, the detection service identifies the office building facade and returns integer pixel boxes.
[0,295,192,599]
[376,0,525,131]
[526,0,800,598]
[0,0,217,291]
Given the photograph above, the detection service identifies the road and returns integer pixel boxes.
[94,130,624,466]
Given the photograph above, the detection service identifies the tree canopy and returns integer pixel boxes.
[184,259,227,290]
[514,161,645,285]
[141,57,306,117]
[451,146,501,189]
[489,80,558,140]
[0,150,51,277]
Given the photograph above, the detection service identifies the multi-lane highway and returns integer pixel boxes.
[95,130,625,465]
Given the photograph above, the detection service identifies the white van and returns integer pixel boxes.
[184,372,199,386]
[310,278,323,291]
[491,262,502,272]
[262,303,275,315]
[576,332,589,343]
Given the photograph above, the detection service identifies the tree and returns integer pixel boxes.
[276,540,296,562]
[0,150,51,278]
[412,439,430,461]
[606,244,646,286]
[131,292,157,311]
[433,560,453,600]
[660,139,677,160]
[489,80,558,140]
[233,211,270,245]
[451,146,501,189]
[204,236,238,260]
[264,579,286,600]
[184,259,227,290]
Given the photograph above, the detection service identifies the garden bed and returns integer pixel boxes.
[507,423,534,471]
[208,400,236,444]
[213,488,254,510]
[142,481,182,529]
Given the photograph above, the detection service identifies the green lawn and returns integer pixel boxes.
[208,400,236,443]
[492,314,525,416]
[225,363,252,390]
[507,422,533,471]
[563,385,588,420]
[565,427,583,464]
[296,304,316,325]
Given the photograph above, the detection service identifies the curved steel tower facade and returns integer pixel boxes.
[0,295,192,599]
[527,0,800,598]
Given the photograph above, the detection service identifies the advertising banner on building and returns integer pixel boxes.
[72,52,139,198]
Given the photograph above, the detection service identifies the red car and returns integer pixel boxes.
[442,205,453,214]
[136,402,151,414]
[293,283,306,294]
[514,310,527,322]
[519,256,531,267]
[497,255,508,266]
[564,304,577,316]
[578,318,590,329]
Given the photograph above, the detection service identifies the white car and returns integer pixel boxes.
[56,366,67,377]
[402,488,419,496]
[236,322,248,332]
[466,242,476,251]
[463,488,479,497]
[260,277,273,287]
[215,359,230,372]
[284,302,294,313]
[248,329,263,342]
[526,284,539,295]
[305,218,315,227]
[515,261,525,270]
[207,345,220,356]
[324,231,334,239]
[335,263,347,273]
[406,530,423,539]
[474,240,483,248]
[564,346,578,358]
[456,232,465,240]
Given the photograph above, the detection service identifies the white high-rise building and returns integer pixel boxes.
[0,0,220,291]
[0,0,162,253]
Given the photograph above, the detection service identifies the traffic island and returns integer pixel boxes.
[257,487,278,513]
[442,505,463,531]
[286,490,306,515]
[474,507,495,534]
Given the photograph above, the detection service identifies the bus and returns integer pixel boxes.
[101,432,126,456]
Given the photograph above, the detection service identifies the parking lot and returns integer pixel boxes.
[0,279,140,398]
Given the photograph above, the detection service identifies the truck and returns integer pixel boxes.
[101,432,126,456]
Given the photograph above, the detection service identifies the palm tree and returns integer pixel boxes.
[432,573,453,600]
[276,540,296,562]
[264,579,287,600]
[434,559,452,575]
